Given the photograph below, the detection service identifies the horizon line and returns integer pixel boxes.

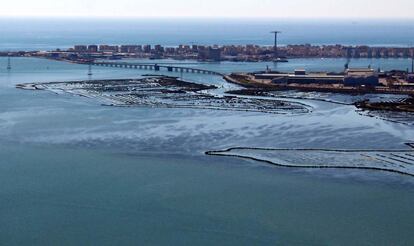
[1,16,414,20]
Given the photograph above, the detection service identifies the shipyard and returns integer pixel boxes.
[226,65,414,91]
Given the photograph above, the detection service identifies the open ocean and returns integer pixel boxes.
[1,18,414,50]
[1,18,414,245]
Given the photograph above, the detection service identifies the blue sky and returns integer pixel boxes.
[1,0,413,18]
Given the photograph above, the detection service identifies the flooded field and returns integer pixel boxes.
[357,109,414,126]
[227,88,414,124]
[227,89,409,105]
[17,77,310,115]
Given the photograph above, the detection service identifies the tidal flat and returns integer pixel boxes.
[16,76,310,115]
[206,146,414,177]
[16,73,414,177]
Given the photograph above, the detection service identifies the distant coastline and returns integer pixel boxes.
[2,43,414,63]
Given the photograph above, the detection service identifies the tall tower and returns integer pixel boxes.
[271,31,281,60]
[7,55,11,70]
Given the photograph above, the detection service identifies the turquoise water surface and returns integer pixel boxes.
[1,57,414,245]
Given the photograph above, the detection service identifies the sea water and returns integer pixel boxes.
[1,18,414,50]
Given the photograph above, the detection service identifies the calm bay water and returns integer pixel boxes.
[1,20,414,245]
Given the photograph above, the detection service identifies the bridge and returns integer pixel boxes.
[90,61,224,76]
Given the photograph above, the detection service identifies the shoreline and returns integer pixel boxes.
[223,74,414,114]
[223,74,414,95]
[206,145,414,177]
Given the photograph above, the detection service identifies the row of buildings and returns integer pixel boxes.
[71,44,222,61]
[70,44,414,61]
[281,45,414,59]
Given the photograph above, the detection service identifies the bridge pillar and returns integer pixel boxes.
[167,67,173,72]
[154,65,160,71]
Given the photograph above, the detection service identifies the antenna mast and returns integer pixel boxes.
[271,31,281,60]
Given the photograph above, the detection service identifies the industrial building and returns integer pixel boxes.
[344,68,379,86]
[254,68,379,86]
[406,74,414,83]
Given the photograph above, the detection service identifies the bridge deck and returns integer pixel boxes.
[91,61,224,76]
